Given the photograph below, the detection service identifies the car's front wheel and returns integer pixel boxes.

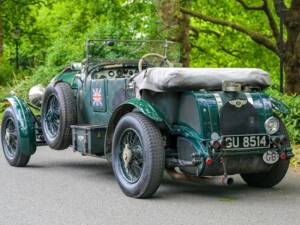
[241,117,290,188]
[1,107,31,167]
[240,159,289,188]
[112,112,165,198]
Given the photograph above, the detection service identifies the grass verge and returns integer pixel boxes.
[291,145,300,168]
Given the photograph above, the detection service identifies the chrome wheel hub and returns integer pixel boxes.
[122,144,132,168]
[5,128,11,144]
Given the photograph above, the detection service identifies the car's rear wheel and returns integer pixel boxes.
[1,107,30,167]
[112,112,165,198]
[241,117,290,188]
[41,82,76,150]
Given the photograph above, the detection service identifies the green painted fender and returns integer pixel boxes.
[270,97,289,114]
[3,96,36,156]
[125,98,165,122]
[104,98,168,159]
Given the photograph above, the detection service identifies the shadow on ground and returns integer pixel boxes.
[21,155,300,202]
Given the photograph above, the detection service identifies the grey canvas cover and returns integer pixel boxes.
[133,67,271,94]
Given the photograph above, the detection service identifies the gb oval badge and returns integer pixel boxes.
[263,150,279,164]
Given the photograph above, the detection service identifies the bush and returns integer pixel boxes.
[268,88,300,144]
[0,60,16,86]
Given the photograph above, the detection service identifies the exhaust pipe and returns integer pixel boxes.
[221,176,234,186]
[220,157,234,186]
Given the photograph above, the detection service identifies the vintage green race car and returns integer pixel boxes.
[1,39,293,198]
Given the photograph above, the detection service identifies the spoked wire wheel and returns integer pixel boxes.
[119,129,144,183]
[41,82,76,150]
[112,112,165,198]
[43,94,61,140]
[2,118,18,160]
[1,107,31,167]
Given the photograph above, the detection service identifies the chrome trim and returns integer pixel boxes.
[222,81,241,92]
[245,92,254,105]
[213,93,223,111]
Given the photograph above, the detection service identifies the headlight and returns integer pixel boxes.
[264,116,280,135]
[28,84,45,107]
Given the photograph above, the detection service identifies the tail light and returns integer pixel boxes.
[280,152,287,160]
[206,157,213,166]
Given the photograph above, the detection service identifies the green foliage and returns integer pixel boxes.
[189,0,280,78]
[267,88,300,144]
[0,59,15,86]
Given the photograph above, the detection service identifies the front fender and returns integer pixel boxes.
[3,96,36,156]
[270,97,289,114]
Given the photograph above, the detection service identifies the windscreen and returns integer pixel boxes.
[86,39,182,65]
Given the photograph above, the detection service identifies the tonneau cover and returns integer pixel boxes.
[133,67,271,94]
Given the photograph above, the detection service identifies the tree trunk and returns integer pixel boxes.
[283,2,300,94]
[180,6,191,67]
[155,0,191,67]
[0,7,3,60]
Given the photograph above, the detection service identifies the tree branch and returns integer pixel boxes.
[236,0,264,10]
[190,26,221,37]
[181,7,279,55]
[218,46,241,58]
[261,0,280,48]
[191,43,207,53]
[236,0,280,48]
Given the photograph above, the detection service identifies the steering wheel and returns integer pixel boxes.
[138,53,171,72]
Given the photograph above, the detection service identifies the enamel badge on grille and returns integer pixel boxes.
[229,99,247,108]
[92,88,103,107]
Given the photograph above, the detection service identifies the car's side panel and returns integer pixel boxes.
[78,75,111,126]
[3,96,36,156]
[177,92,220,140]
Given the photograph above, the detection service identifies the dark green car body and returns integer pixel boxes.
[4,64,293,176]
[1,40,293,198]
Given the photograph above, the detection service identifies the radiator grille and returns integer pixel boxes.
[220,102,260,135]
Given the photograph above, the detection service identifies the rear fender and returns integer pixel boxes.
[3,96,36,156]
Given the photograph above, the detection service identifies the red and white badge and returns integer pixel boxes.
[92,88,103,107]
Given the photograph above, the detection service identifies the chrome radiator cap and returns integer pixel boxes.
[222,81,241,92]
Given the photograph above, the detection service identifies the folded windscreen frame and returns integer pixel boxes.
[133,67,271,95]
[85,39,182,68]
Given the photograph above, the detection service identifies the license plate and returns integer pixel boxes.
[222,135,270,150]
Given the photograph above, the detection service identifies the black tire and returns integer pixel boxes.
[112,112,165,198]
[241,117,290,188]
[41,82,76,150]
[1,107,30,167]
